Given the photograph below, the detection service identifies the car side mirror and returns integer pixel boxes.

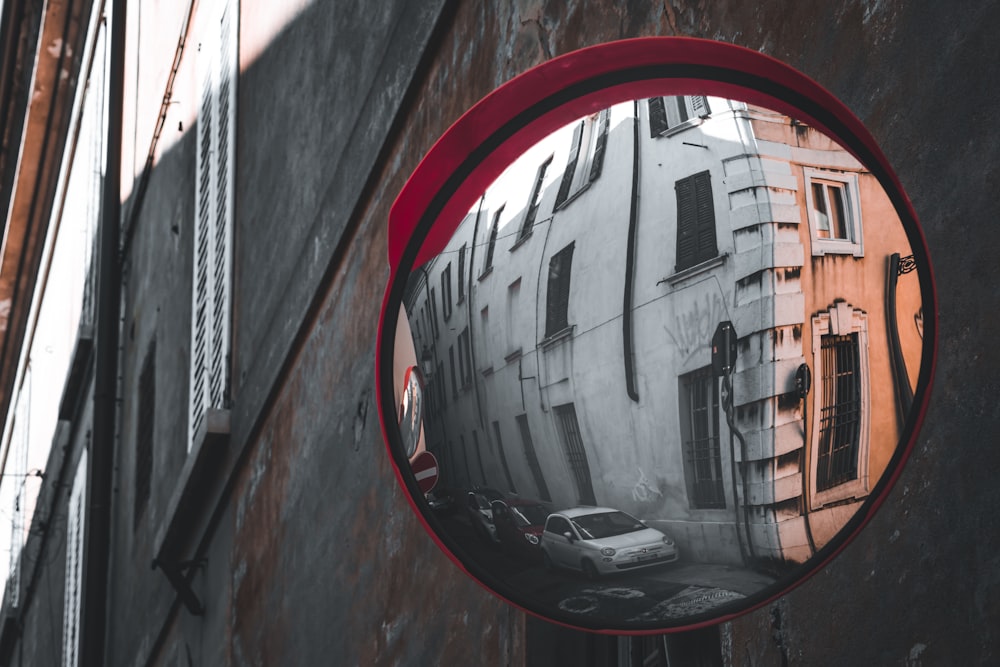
[562,531,575,543]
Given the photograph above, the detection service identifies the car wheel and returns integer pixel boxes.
[542,550,555,572]
[581,559,599,580]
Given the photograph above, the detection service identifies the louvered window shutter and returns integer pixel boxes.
[588,108,611,183]
[190,0,237,451]
[675,170,718,271]
[648,97,668,137]
[61,450,87,667]
[690,95,711,118]
[554,121,583,207]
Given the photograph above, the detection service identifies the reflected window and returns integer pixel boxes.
[458,327,472,389]
[472,430,488,486]
[811,302,871,506]
[554,403,597,506]
[518,156,553,241]
[429,287,439,339]
[448,345,457,399]
[481,206,502,277]
[544,243,575,339]
[459,434,472,485]
[492,421,517,494]
[435,361,446,412]
[516,414,551,502]
[457,244,467,302]
[679,367,725,509]
[804,168,863,256]
[675,171,718,272]
[648,96,710,137]
[554,109,611,209]
[441,263,453,321]
[817,333,862,490]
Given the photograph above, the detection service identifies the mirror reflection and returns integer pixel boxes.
[396,95,923,626]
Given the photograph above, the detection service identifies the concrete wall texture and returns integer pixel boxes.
[3,1,997,666]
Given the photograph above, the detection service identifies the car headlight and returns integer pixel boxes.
[662,536,674,546]
[600,547,616,557]
[525,533,540,545]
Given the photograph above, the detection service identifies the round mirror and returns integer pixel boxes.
[377,38,934,633]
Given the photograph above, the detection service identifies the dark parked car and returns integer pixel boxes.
[464,488,505,543]
[490,498,551,562]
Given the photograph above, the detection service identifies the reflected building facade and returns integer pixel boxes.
[405,97,922,569]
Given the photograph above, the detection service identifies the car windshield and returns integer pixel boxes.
[511,504,549,527]
[571,511,645,539]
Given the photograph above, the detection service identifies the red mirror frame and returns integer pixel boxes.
[376,37,936,633]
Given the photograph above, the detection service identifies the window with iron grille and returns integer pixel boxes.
[518,156,552,240]
[674,171,718,272]
[554,108,611,209]
[134,341,156,530]
[648,96,711,137]
[545,243,574,338]
[816,333,862,490]
[190,0,238,452]
[516,414,551,501]
[482,206,502,276]
[553,403,597,506]
[679,367,725,509]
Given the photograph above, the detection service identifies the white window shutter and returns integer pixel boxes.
[61,449,87,667]
[689,95,711,118]
[190,0,236,451]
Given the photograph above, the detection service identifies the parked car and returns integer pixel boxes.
[464,488,505,543]
[490,498,551,561]
[540,507,678,578]
[425,487,457,515]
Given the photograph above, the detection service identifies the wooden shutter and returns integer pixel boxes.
[588,108,611,183]
[675,170,718,271]
[554,121,583,207]
[545,243,574,337]
[190,0,237,451]
[648,97,668,137]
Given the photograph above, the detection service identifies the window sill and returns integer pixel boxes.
[554,183,592,211]
[153,408,230,565]
[657,117,705,138]
[509,230,532,252]
[810,239,864,258]
[662,254,727,286]
[478,266,493,281]
[504,348,523,363]
[541,325,574,349]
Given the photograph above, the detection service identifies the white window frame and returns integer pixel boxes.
[61,449,87,667]
[810,302,871,508]
[803,167,864,257]
[649,95,711,137]
[189,0,238,452]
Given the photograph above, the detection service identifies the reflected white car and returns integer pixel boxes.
[540,507,679,578]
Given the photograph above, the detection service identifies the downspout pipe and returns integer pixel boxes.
[622,101,640,402]
[82,1,125,665]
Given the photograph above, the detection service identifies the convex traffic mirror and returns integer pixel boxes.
[377,38,935,633]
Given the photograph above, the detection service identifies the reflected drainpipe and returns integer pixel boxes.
[466,195,487,429]
[622,101,640,402]
[83,1,125,665]
[886,253,914,425]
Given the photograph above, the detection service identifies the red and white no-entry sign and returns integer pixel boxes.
[410,451,439,493]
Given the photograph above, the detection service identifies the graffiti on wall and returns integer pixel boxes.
[663,291,728,362]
